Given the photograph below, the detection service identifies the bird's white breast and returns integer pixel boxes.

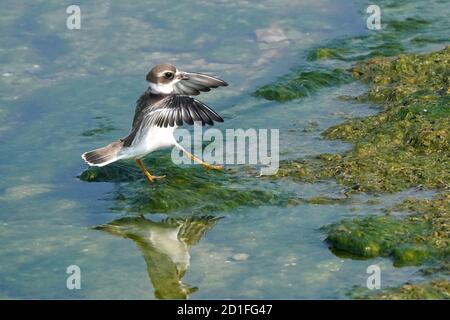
[120,125,177,160]
[144,125,177,151]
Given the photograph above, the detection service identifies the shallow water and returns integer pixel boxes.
[0,0,448,299]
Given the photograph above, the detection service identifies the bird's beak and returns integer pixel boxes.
[176,72,189,80]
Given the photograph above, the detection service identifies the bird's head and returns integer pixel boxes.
[146,63,228,96]
[146,63,188,94]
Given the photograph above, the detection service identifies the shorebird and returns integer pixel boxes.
[81,64,228,183]
[95,215,220,299]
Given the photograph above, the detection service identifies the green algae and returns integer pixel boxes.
[390,194,450,253]
[275,47,450,193]
[350,279,450,300]
[79,162,140,182]
[274,159,330,183]
[324,215,431,260]
[324,193,449,266]
[254,68,352,102]
[254,7,447,103]
[321,47,450,192]
[285,196,349,207]
[307,48,348,61]
[80,158,293,213]
[410,36,450,45]
[307,15,436,64]
[392,244,431,267]
[420,261,450,276]
[112,180,286,214]
[388,18,431,32]
[308,37,406,63]
[300,196,348,205]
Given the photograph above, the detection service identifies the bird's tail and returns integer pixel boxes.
[81,140,124,167]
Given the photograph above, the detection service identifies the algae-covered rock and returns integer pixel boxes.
[275,47,450,193]
[308,16,436,63]
[350,279,450,300]
[324,215,432,259]
[254,69,352,102]
[285,196,349,206]
[322,47,450,192]
[79,163,139,182]
[420,261,450,276]
[273,159,330,183]
[300,196,348,205]
[111,179,286,214]
[307,47,348,61]
[324,193,449,265]
[388,18,431,32]
[80,158,293,213]
[390,193,450,253]
[392,244,431,267]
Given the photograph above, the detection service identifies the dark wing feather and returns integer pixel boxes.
[175,108,183,126]
[181,107,193,125]
[173,72,228,96]
[122,94,223,147]
[153,95,223,128]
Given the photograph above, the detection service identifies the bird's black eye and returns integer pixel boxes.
[163,72,173,79]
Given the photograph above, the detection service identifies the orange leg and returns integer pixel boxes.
[135,159,165,183]
[181,150,223,170]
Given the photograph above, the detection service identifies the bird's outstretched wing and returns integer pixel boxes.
[145,94,224,127]
[173,72,228,96]
[165,216,222,248]
[123,94,224,147]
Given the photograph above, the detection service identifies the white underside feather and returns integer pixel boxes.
[119,125,177,160]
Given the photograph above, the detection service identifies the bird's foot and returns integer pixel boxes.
[202,164,224,171]
[144,174,166,183]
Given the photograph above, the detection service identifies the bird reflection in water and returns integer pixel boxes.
[95,215,221,299]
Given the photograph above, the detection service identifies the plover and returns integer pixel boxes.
[95,215,220,299]
[81,64,228,183]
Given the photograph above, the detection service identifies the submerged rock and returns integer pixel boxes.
[80,158,294,213]
[350,279,450,300]
[232,253,249,261]
[420,261,450,276]
[392,244,431,267]
[307,47,348,61]
[79,163,139,182]
[296,196,349,205]
[273,46,450,193]
[323,193,449,266]
[307,17,439,63]
[0,184,53,201]
[254,68,352,102]
[321,47,450,192]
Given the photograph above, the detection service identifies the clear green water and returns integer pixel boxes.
[0,0,448,299]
